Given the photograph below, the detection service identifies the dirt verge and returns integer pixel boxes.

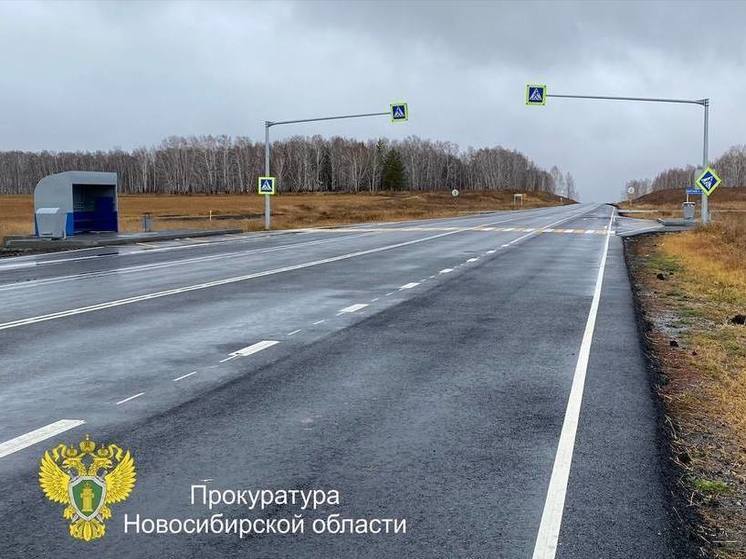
[625,232,746,559]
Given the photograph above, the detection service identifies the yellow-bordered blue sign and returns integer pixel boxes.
[390,102,408,122]
[258,176,276,195]
[526,84,547,106]
[695,167,721,196]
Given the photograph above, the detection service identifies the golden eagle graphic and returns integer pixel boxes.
[39,435,136,541]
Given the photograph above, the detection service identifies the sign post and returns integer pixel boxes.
[525,84,712,223]
[262,101,408,230]
[701,100,710,223]
[627,186,635,208]
[263,123,272,229]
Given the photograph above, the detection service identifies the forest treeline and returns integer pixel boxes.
[0,135,577,198]
[624,145,746,197]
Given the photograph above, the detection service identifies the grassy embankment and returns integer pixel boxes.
[0,190,568,241]
[619,187,746,220]
[625,187,746,558]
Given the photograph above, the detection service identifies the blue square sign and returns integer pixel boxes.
[526,84,547,106]
[258,176,276,195]
[390,102,408,122]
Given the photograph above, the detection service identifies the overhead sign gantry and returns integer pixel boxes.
[260,101,409,230]
[526,84,714,223]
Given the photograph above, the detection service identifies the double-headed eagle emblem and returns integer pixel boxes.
[39,435,136,541]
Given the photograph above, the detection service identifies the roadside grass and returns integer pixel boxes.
[627,210,746,558]
[0,190,568,241]
[691,478,730,495]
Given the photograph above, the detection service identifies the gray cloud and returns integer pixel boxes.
[0,0,744,201]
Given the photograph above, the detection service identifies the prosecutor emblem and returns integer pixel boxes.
[39,435,136,541]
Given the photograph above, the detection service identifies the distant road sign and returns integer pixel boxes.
[695,167,722,196]
[451,189,459,197]
[686,187,702,195]
[627,186,635,194]
[258,176,276,195]
[526,84,547,106]
[390,102,408,122]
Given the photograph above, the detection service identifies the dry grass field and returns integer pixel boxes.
[619,186,746,220]
[625,188,746,558]
[0,190,568,241]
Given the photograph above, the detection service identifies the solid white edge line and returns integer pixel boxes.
[0,419,86,459]
[173,371,198,382]
[531,209,614,559]
[115,392,145,406]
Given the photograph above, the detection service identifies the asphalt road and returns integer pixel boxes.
[0,204,686,558]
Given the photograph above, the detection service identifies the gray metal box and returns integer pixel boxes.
[682,202,696,221]
[35,207,66,238]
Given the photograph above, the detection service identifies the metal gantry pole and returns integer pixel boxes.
[261,110,391,230]
[264,121,271,230]
[702,99,710,224]
[544,92,711,224]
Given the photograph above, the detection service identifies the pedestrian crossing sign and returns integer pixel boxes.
[526,84,547,106]
[695,167,721,196]
[258,176,276,195]
[390,102,408,122]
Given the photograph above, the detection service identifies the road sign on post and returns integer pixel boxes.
[694,167,721,196]
[390,102,408,122]
[258,176,276,195]
[526,84,547,106]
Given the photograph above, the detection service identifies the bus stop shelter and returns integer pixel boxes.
[34,171,118,237]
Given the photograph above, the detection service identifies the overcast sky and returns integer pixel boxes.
[0,0,744,201]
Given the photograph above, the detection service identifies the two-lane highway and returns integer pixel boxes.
[0,204,686,558]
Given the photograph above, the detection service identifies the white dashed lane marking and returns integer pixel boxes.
[399,282,420,290]
[338,303,369,314]
[116,392,144,406]
[221,340,280,362]
[173,371,197,382]
[0,420,86,459]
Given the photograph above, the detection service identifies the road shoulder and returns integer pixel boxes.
[556,236,695,558]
